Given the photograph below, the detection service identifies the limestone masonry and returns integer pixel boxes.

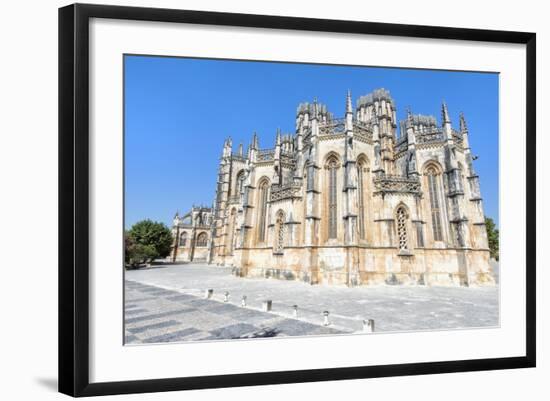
[171,89,495,286]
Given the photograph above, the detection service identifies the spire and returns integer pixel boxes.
[252,131,259,149]
[441,101,451,125]
[346,90,352,114]
[406,106,413,128]
[276,128,281,146]
[238,143,243,157]
[460,112,470,150]
[313,97,318,119]
[459,112,468,133]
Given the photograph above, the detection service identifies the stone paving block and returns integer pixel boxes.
[205,302,242,315]
[166,294,195,302]
[125,308,149,315]
[209,323,259,339]
[270,318,336,336]
[144,289,179,296]
[125,308,196,324]
[125,334,139,343]
[138,287,166,293]
[186,298,221,308]
[141,328,202,343]
[125,282,147,288]
[128,320,180,334]
[173,310,237,331]
[224,307,276,324]
[125,297,155,303]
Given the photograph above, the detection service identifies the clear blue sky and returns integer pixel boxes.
[124,55,499,229]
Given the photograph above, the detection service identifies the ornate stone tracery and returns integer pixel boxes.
[275,210,285,253]
[396,206,409,251]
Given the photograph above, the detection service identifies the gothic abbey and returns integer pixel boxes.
[171,88,495,286]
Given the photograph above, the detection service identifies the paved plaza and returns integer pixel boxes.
[125,263,499,344]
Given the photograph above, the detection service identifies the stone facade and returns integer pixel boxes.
[175,88,495,286]
[171,206,213,263]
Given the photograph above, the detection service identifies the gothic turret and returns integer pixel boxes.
[405,108,419,178]
[273,128,282,185]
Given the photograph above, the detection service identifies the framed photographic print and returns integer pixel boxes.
[58,3,536,397]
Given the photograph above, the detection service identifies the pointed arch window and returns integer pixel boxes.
[257,180,269,242]
[236,170,246,196]
[196,232,208,247]
[179,232,188,247]
[357,159,367,240]
[327,157,339,239]
[426,166,443,241]
[396,206,409,251]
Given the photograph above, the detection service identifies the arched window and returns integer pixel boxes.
[396,206,409,251]
[196,232,208,247]
[326,157,339,239]
[257,179,269,242]
[357,157,368,240]
[426,166,443,241]
[236,170,245,196]
[275,210,285,253]
[179,232,187,247]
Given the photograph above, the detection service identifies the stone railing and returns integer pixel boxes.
[257,148,274,161]
[319,118,346,136]
[280,150,295,163]
[231,153,246,161]
[353,120,373,141]
[416,128,445,144]
[270,184,302,201]
[373,174,421,195]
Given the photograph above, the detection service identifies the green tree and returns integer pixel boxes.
[127,243,158,267]
[126,220,173,267]
[485,216,499,261]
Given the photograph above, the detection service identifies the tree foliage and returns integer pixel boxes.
[485,216,499,261]
[125,220,173,267]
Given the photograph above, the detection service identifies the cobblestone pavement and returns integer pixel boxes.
[125,280,344,344]
[125,263,499,344]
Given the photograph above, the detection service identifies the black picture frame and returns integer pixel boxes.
[59,3,536,397]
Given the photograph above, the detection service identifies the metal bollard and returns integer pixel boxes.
[362,319,375,333]
[241,295,247,307]
[223,291,229,302]
[262,300,272,312]
[293,305,298,318]
[323,311,330,326]
[204,289,213,299]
